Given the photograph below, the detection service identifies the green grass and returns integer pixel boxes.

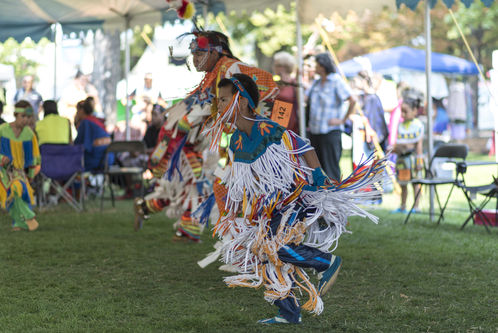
[0,153,497,332]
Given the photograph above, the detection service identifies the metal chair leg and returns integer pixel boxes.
[100,174,106,212]
[109,175,115,208]
[435,183,456,225]
[404,185,422,224]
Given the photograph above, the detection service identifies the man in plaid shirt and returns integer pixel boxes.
[307,53,356,181]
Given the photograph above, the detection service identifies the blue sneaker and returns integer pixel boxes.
[391,207,408,214]
[258,314,302,324]
[317,255,342,296]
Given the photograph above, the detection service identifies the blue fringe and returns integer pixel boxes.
[166,135,188,181]
[194,193,216,227]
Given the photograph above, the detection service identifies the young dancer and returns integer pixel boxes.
[0,100,40,231]
[205,73,387,324]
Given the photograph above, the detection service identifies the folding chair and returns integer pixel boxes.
[404,144,468,224]
[100,141,146,211]
[460,177,498,233]
[39,144,85,211]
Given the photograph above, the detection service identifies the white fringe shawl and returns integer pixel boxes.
[301,157,388,252]
[222,133,313,215]
[216,131,388,316]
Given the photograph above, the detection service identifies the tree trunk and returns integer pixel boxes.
[93,29,121,127]
[254,43,273,73]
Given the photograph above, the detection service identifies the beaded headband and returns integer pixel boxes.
[189,36,222,53]
[229,77,256,110]
[14,106,34,115]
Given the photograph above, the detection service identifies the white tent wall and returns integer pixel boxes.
[0,63,17,121]
[116,23,204,101]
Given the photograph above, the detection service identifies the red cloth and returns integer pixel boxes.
[85,115,106,130]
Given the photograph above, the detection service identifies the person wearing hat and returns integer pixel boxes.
[307,53,356,181]
[0,100,40,231]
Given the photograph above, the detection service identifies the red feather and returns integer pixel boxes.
[177,0,188,17]
[197,36,209,49]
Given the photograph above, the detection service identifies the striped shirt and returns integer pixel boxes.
[307,73,352,134]
[397,118,424,144]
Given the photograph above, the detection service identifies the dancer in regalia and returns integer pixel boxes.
[0,100,40,231]
[204,73,387,324]
[133,30,278,243]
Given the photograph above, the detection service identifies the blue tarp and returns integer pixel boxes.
[339,46,479,77]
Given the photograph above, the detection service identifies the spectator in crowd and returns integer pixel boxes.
[131,73,163,124]
[392,88,425,213]
[354,71,389,154]
[273,51,299,133]
[13,75,43,120]
[59,71,102,131]
[387,82,408,148]
[112,104,165,199]
[307,52,356,181]
[0,101,5,125]
[112,118,145,141]
[0,100,40,231]
[74,98,111,171]
[132,73,162,107]
[35,100,72,145]
[432,97,449,136]
[143,104,165,153]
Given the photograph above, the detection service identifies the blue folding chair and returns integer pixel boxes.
[40,144,85,211]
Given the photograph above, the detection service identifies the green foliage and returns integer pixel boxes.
[246,4,297,57]
[204,4,312,67]
[324,4,455,61]
[0,37,50,84]
[445,1,498,69]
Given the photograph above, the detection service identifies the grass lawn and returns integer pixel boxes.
[0,152,497,332]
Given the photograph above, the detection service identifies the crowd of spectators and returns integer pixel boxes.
[0,53,460,211]
[0,71,168,211]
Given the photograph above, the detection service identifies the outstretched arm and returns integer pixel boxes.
[303,149,321,169]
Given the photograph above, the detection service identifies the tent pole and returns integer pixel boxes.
[425,0,434,221]
[296,0,306,138]
[124,15,131,141]
[52,23,57,100]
